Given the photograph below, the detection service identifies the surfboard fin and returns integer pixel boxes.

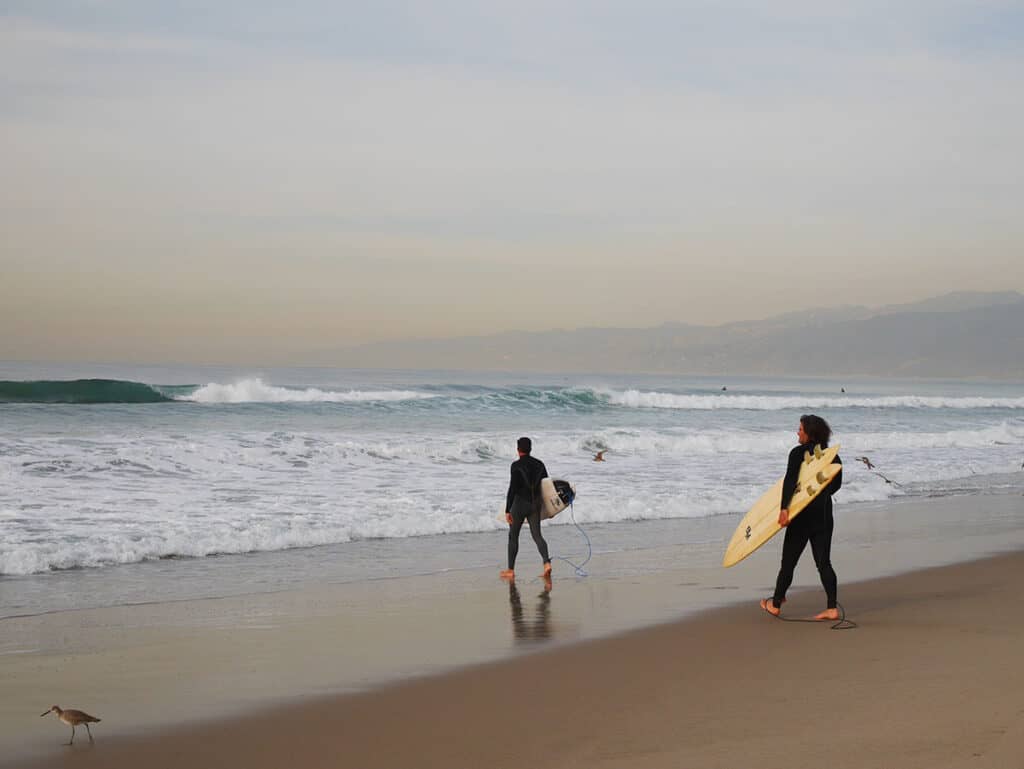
[814,444,823,459]
[816,470,827,483]
[803,451,812,464]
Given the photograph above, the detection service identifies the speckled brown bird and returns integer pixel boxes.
[40,705,101,745]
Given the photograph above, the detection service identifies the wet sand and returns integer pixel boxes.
[10,545,1024,769]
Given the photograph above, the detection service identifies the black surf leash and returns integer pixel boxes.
[763,598,858,630]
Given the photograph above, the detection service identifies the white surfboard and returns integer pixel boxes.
[538,477,576,520]
[501,478,576,521]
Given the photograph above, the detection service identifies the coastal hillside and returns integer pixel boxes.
[332,291,1024,378]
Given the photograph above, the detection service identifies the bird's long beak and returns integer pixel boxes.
[40,711,50,717]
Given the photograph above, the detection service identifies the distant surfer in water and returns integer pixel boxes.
[761,415,843,621]
[501,437,552,581]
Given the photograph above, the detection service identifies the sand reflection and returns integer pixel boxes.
[508,577,553,643]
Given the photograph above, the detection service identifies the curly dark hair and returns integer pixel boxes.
[800,414,832,447]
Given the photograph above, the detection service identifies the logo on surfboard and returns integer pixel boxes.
[744,525,751,540]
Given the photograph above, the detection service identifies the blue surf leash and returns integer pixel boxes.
[553,501,591,577]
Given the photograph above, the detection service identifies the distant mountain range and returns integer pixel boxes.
[330,291,1024,378]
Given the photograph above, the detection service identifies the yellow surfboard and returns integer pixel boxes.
[723,444,842,567]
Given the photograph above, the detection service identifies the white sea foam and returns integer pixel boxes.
[182,378,436,404]
[601,389,1024,411]
[0,467,926,576]
[839,422,1024,452]
[555,423,1024,459]
[4,418,1022,575]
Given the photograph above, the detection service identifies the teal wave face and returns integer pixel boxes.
[472,387,606,410]
[0,379,177,404]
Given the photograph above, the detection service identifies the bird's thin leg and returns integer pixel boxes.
[68,725,75,745]
[86,723,94,743]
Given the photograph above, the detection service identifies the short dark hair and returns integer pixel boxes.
[517,437,532,454]
[800,414,832,447]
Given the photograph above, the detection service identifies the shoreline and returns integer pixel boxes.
[4,481,1022,619]
[11,548,1024,769]
[3,491,1022,767]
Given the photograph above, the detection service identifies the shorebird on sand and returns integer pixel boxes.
[593,450,606,462]
[40,706,101,745]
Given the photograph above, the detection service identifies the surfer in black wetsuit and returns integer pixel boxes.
[500,437,552,581]
[761,414,843,621]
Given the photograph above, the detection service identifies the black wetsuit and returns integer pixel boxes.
[772,444,843,609]
[505,455,551,570]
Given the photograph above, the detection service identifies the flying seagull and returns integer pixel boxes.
[593,450,606,462]
[855,456,901,486]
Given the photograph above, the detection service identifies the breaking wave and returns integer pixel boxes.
[599,389,1024,411]
[182,379,436,404]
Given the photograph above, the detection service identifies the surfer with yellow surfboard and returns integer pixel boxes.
[760,415,843,620]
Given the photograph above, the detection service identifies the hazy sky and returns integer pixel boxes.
[2,1,1023,363]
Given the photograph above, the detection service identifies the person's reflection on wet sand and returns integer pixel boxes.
[508,576,553,643]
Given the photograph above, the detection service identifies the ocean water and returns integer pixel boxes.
[1,362,1022,599]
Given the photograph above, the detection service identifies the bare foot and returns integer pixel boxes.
[542,562,552,577]
[759,598,781,617]
[814,608,840,621]
[499,569,515,581]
